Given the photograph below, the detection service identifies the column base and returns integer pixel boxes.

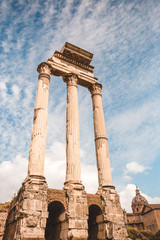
[63,180,83,190]
[98,186,129,240]
[3,176,48,240]
[61,182,88,239]
[97,184,115,194]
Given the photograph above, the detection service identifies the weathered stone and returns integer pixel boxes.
[96,214,104,224]
[26,216,38,228]
[63,75,81,185]
[59,212,66,222]
[89,83,113,188]
[3,42,129,240]
[63,185,89,239]
[0,204,9,240]
[28,62,51,177]
[3,176,48,240]
[99,187,129,239]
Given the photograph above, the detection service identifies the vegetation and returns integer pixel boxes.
[127,227,160,240]
[0,202,10,211]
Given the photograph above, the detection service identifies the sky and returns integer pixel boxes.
[0,0,160,212]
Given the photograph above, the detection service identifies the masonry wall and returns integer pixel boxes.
[0,203,10,240]
[142,210,159,232]
[154,209,160,230]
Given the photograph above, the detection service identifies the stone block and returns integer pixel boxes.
[60,229,68,239]
[35,200,42,211]
[40,218,46,228]
[69,219,88,229]
[22,200,28,210]
[27,200,35,211]
[98,223,105,232]
[41,211,48,218]
[26,216,38,228]
[59,212,66,222]
[21,238,45,240]
[68,229,88,239]
[61,221,68,231]
[96,214,103,223]
[42,202,47,212]
[97,230,105,240]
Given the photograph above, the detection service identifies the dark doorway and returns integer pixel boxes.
[88,204,102,240]
[45,201,65,240]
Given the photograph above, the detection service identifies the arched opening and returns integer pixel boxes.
[88,204,102,240]
[45,201,65,240]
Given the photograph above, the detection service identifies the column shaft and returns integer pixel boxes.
[64,75,81,184]
[28,63,51,177]
[89,83,113,187]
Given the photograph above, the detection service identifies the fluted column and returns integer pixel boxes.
[89,83,113,188]
[63,75,81,185]
[28,62,51,177]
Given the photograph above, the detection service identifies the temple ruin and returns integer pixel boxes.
[3,42,129,239]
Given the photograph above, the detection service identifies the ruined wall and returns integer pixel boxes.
[0,203,10,240]
[47,188,66,208]
[2,188,129,240]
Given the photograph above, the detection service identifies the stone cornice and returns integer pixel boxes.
[54,51,94,73]
[60,42,93,65]
[47,57,98,88]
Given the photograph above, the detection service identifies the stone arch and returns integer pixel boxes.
[45,201,65,240]
[88,204,102,240]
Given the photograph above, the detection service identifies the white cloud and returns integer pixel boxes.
[119,184,160,212]
[0,82,7,101]
[45,141,98,194]
[119,184,136,212]
[124,175,132,181]
[0,155,27,203]
[107,97,160,182]
[143,194,160,205]
[45,142,66,189]
[0,0,160,206]
[126,161,151,174]
[12,84,20,100]
[81,163,98,194]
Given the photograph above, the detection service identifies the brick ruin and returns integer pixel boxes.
[2,43,129,239]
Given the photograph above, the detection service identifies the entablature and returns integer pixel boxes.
[46,42,98,88]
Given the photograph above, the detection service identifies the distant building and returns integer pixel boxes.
[126,187,160,232]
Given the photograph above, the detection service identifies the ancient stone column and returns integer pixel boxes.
[63,74,81,185]
[89,83,113,188]
[28,62,51,177]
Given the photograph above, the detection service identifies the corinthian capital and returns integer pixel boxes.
[89,83,102,96]
[63,74,78,87]
[37,62,51,76]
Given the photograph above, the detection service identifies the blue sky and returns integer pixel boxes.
[0,0,160,212]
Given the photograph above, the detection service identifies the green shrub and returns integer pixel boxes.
[155,230,160,239]
[141,230,156,240]
[127,227,149,240]
[127,227,160,240]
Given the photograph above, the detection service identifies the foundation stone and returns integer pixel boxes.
[3,42,129,240]
[62,183,88,240]
[3,176,48,240]
[99,187,129,239]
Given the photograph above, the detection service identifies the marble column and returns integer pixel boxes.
[28,62,51,177]
[63,74,81,185]
[89,83,113,188]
